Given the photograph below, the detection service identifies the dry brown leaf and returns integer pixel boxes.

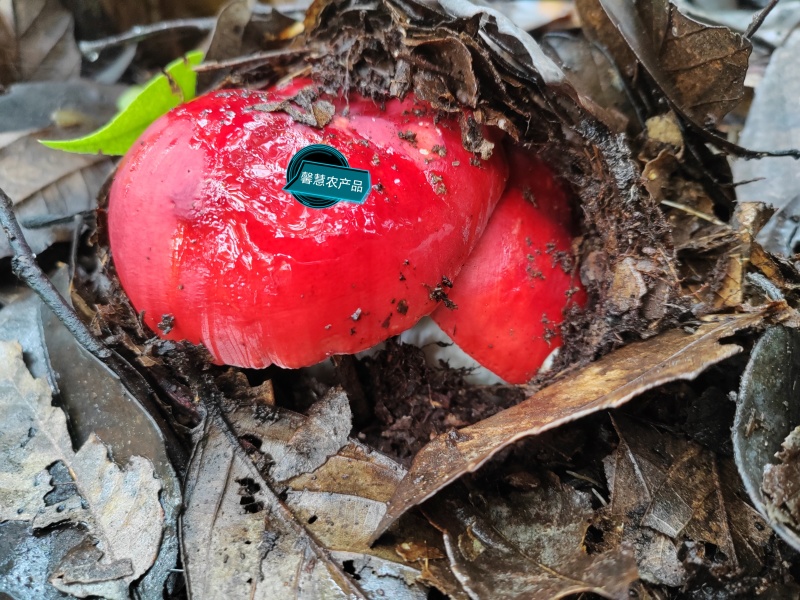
[423,474,638,599]
[0,82,121,258]
[0,340,164,599]
[751,244,788,288]
[224,386,351,482]
[763,427,800,531]
[372,309,779,540]
[177,374,468,598]
[219,383,467,599]
[284,441,407,557]
[37,268,182,599]
[285,441,466,599]
[0,128,111,258]
[196,0,254,92]
[578,0,751,128]
[709,202,775,310]
[541,30,635,133]
[0,0,81,86]
[638,137,773,311]
[181,409,370,600]
[601,416,771,586]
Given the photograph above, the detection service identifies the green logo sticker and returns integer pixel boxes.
[284,145,371,209]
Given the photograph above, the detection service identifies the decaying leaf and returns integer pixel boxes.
[373,309,780,539]
[203,0,253,61]
[40,267,182,600]
[423,473,638,599]
[253,94,336,129]
[182,386,458,599]
[0,81,122,258]
[578,0,751,128]
[763,427,800,533]
[213,379,466,598]
[285,441,404,553]
[0,340,164,599]
[0,269,185,599]
[734,326,800,551]
[636,130,745,311]
[225,385,351,482]
[196,0,254,92]
[285,442,455,600]
[541,30,636,133]
[0,520,89,600]
[732,30,800,256]
[181,406,370,599]
[669,199,774,311]
[0,287,53,385]
[601,416,772,589]
[0,0,81,86]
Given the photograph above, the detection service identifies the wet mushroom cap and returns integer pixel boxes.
[108,83,508,368]
[432,148,586,384]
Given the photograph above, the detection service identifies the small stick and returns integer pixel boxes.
[746,272,784,301]
[78,4,310,59]
[745,0,780,39]
[79,18,216,59]
[660,199,728,227]
[0,186,111,360]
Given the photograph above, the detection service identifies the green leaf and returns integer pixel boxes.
[41,51,204,156]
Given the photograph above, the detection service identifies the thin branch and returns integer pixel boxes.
[0,186,111,360]
[660,199,728,227]
[194,49,308,72]
[19,209,95,229]
[746,272,784,301]
[78,4,310,60]
[745,0,780,39]
[79,18,216,59]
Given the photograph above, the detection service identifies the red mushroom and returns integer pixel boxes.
[431,148,585,384]
[108,81,508,368]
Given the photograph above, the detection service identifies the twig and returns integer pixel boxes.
[591,487,608,507]
[565,470,602,488]
[19,209,95,229]
[194,49,308,72]
[78,4,310,60]
[660,199,728,227]
[79,18,216,59]
[745,0,780,39]
[746,272,784,301]
[0,186,111,360]
[68,214,84,282]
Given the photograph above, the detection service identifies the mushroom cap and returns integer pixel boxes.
[108,84,508,368]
